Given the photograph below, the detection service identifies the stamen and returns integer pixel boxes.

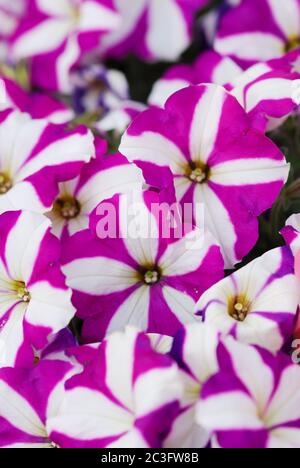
[228,296,250,322]
[55,197,81,220]
[16,284,31,303]
[285,36,300,53]
[0,172,12,194]
[189,167,206,183]
[144,270,159,285]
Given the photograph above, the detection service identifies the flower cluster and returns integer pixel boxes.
[0,0,300,449]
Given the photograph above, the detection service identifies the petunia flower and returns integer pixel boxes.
[120,84,289,267]
[164,323,219,448]
[11,0,120,92]
[47,327,183,448]
[149,50,300,132]
[62,189,224,342]
[197,337,300,448]
[0,210,76,368]
[0,359,74,448]
[99,0,208,62]
[215,0,300,67]
[0,109,94,215]
[47,152,144,239]
[196,247,300,353]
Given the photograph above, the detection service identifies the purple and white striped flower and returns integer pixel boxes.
[0,210,76,368]
[196,247,300,353]
[165,323,219,448]
[197,337,300,448]
[215,0,300,66]
[149,51,300,132]
[11,0,120,92]
[62,189,224,342]
[120,84,289,267]
[47,152,144,239]
[0,359,74,448]
[47,327,183,448]
[0,109,94,215]
[99,0,208,62]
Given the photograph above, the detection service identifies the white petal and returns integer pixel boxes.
[268,428,300,448]
[26,282,75,334]
[223,337,274,413]
[146,0,189,60]
[162,286,198,325]
[148,79,190,107]
[36,0,73,16]
[78,1,120,32]
[63,257,137,295]
[12,19,71,59]
[0,303,26,367]
[107,286,150,334]
[119,131,187,175]
[211,158,289,186]
[267,0,300,38]
[5,211,51,282]
[195,184,237,267]
[119,191,159,266]
[104,328,136,410]
[16,129,94,181]
[215,33,284,61]
[47,387,132,440]
[0,378,45,437]
[78,164,144,214]
[197,392,263,430]
[134,366,183,417]
[265,365,300,427]
[189,85,226,163]
[159,229,214,277]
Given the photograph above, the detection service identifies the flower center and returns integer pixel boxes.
[285,36,300,53]
[144,270,160,285]
[16,282,31,303]
[0,172,12,194]
[186,163,209,184]
[228,295,250,322]
[54,196,81,220]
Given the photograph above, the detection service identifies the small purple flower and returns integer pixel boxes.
[196,247,300,353]
[71,63,129,115]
